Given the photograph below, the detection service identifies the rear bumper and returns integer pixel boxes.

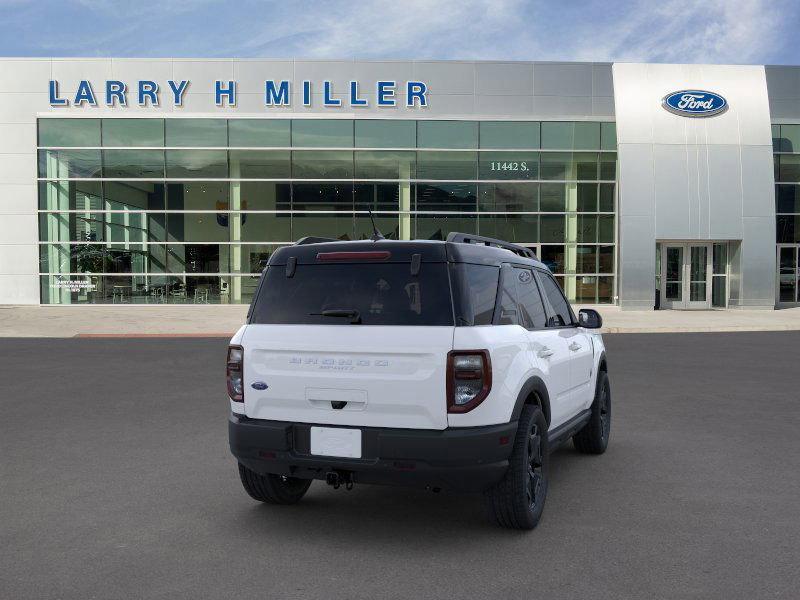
[229,413,517,492]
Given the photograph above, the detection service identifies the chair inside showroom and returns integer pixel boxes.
[193,284,211,304]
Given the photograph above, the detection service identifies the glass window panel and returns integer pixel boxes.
[292,183,353,211]
[354,151,416,179]
[776,215,799,243]
[478,183,538,212]
[540,245,565,273]
[39,119,100,147]
[41,274,134,304]
[416,151,476,180]
[165,150,228,178]
[39,243,105,274]
[713,243,727,274]
[106,211,150,244]
[577,215,597,242]
[597,276,613,303]
[38,149,102,178]
[539,271,574,324]
[102,150,165,178]
[415,183,477,212]
[479,214,538,243]
[540,216,565,243]
[600,152,616,180]
[104,182,165,211]
[598,215,614,243]
[167,182,229,211]
[540,152,571,180]
[779,246,796,275]
[779,275,796,302]
[102,119,164,147]
[291,212,355,241]
[514,267,548,329]
[778,155,800,183]
[165,119,227,147]
[780,125,800,153]
[415,214,476,240]
[776,184,800,213]
[599,183,615,212]
[167,244,223,273]
[167,212,229,242]
[229,150,290,178]
[575,276,597,303]
[417,121,478,149]
[238,181,291,211]
[39,181,103,211]
[772,124,781,152]
[576,245,598,273]
[479,122,539,149]
[577,183,598,212]
[539,183,566,212]
[600,122,617,151]
[540,122,573,150]
[712,276,727,307]
[292,150,353,178]
[240,212,292,243]
[228,119,290,147]
[291,120,353,147]
[354,183,402,212]
[354,120,416,148]
[598,245,614,273]
[774,155,779,182]
[573,122,600,149]
[575,152,599,180]
[478,152,539,179]
[354,212,401,241]
[234,244,288,273]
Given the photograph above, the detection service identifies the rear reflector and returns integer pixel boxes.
[316,251,391,261]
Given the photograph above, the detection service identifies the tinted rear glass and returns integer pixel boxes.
[250,263,454,326]
[450,263,499,326]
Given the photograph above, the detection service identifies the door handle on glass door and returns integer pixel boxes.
[569,342,582,351]
[538,347,554,358]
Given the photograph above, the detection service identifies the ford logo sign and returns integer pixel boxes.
[251,381,268,391]
[662,90,728,117]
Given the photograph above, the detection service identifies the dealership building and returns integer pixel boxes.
[0,58,799,310]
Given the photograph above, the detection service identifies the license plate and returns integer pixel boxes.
[310,427,362,459]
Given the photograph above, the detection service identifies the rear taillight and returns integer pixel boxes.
[227,345,244,402]
[447,350,492,413]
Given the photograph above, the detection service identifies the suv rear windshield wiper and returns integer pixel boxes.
[309,309,362,324]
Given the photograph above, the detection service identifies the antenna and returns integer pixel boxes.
[368,209,385,241]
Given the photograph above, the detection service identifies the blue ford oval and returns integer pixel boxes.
[662,90,728,117]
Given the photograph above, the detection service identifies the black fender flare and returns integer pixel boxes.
[510,376,552,425]
[597,350,608,373]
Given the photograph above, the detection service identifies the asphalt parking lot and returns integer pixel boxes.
[2,332,799,599]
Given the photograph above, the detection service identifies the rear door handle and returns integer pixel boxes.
[569,342,582,352]
[538,347,554,358]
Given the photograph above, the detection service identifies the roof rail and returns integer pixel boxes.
[294,236,338,246]
[446,232,538,260]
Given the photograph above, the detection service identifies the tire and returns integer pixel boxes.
[573,370,611,455]
[484,404,549,530]
[237,463,312,505]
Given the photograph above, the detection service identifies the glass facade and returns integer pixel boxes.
[37,118,617,304]
[774,124,800,304]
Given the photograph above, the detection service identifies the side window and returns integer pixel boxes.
[495,266,519,325]
[537,271,575,327]
[514,267,547,329]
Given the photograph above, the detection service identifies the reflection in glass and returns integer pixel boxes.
[38,149,102,178]
[39,119,101,147]
[292,120,353,147]
[416,151,476,180]
[478,152,539,179]
[103,150,165,178]
[166,150,228,178]
[165,119,227,147]
[479,122,539,149]
[103,119,164,147]
[354,151,415,179]
[479,183,538,212]
[229,150,290,178]
[292,151,353,179]
[355,120,415,148]
[479,213,538,243]
[417,121,478,149]
[229,120,290,147]
[415,183,477,212]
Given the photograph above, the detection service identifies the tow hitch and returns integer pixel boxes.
[325,470,355,490]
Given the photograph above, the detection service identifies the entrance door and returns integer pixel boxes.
[660,243,712,309]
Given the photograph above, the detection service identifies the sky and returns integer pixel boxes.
[0,0,798,65]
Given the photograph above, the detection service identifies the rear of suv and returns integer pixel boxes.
[228,233,610,529]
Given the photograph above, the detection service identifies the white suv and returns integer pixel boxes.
[227,233,610,529]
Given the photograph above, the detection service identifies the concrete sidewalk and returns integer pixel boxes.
[2,304,800,337]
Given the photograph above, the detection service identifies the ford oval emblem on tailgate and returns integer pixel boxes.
[251,381,268,390]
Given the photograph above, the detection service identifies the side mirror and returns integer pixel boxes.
[578,308,603,329]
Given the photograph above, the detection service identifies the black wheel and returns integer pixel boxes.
[238,463,312,504]
[484,404,549,530]
[573,370,611,454]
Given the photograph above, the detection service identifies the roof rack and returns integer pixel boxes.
[446,232,538,260]
[294,236,338,246]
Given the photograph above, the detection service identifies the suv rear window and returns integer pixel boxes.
[250,262,454,326]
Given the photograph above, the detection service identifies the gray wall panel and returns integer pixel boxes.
[475,62,533,95]
[740,217,777,307]
[532,95,593,117]
[652,144,690,239]
[533,63,593,96]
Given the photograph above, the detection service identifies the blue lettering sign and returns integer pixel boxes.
[215,80,236,106]
[377,81,396,106]
[323,81,341,106]
[74,80,97,106]
[49,80,68,106]
[302,81,311,106]
[138,81,159,106]
[106,80,126,107]
[349,81,368,106]
[265,80,290,105]
[167,80,190,106]
[406,81,427,107]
